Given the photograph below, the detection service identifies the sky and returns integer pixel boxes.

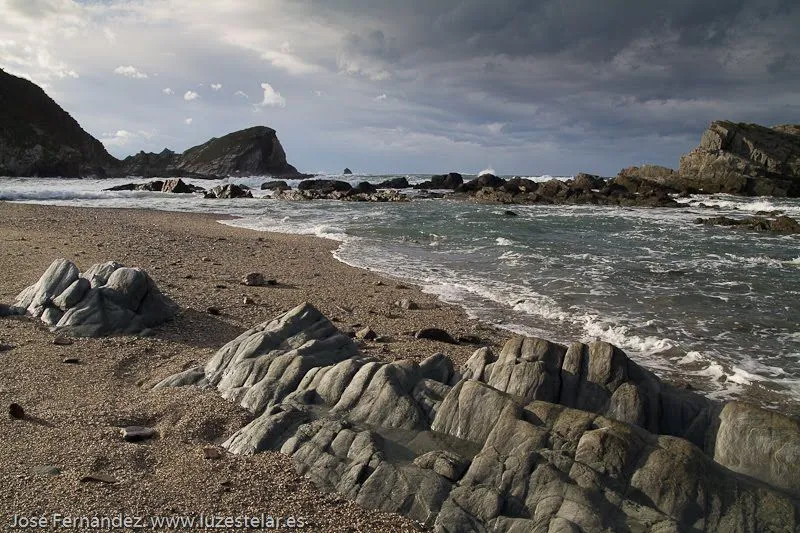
[1,0,798,176]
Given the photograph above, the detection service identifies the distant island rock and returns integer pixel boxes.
[0,68,117,177]
[343,167,352,175]
[0,68,299,179]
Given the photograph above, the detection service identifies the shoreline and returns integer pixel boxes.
[1,201,516,530]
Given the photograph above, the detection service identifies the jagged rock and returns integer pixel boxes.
[355,327,377,341]
[203,184,253,199]
[13,259,178,337]
[570,172,607,190]
[457,174,506,192]
[343,168,353,175]
[377,177,410,189]
[275,188,408,202]
[153,306,800,532]
[414,173,464,190]
[260,180,290,191]
[104,178,203,193]
[695,215,800,234]
[501,177,538,194]
[678,121,800,197]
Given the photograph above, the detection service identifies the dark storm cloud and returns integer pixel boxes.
[3,0,797,174]
[303,0,800,171]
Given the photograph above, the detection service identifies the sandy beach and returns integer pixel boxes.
[0,201,510,531]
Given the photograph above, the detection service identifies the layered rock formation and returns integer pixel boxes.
[272,179,408,202]
[104,178,205,194]
[155,303,800,532]
[617,122,800,197]
[0,68,117,177]
[13,258,178,336]
[678,121,800,196]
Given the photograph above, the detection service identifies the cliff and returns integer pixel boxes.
[0,69,299,179]
[0,68,116,177]
[678,120,800,196]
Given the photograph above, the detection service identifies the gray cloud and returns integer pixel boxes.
[1,0,798,174]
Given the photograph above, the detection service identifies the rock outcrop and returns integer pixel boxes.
[155,303,800,532]
[0,68,116,177]
[678,121,800,196]
[203,184,253,199]
[414,173,464,190]
[695,215,800,234]
[104,178,205,194]
[453,174,678,207]
[12,258,178,336]
[274,181,407,202]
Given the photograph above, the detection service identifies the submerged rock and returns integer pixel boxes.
[13,258,178,337]
[154,304,800,531]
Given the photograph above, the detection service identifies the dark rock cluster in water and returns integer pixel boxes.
[155,302,800,532]
[695,214,800,234]
[11,258,178,337]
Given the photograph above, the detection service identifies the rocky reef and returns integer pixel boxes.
[12,258,178,337]
[155,303,800,532]
[695,214,800,234]
[0,68,117,177]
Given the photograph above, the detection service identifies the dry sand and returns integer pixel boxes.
[0,201,508,531]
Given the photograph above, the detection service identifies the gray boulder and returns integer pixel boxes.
[153,306,800,532]
[13,259,178,337]
[203,184,253,199]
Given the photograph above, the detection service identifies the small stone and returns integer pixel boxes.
[243,296,255,305]
[203,446,223,460]
[0,344,14,352]
[503,210,519,217]
[242,272,267,286]
[395,284,409,290]
[214,284,227,289]
[206,307,221,315]
[121,426,158,442]
[201,257,211,262]
[356,327,377,341]
[415,328,459,344]
[62,357,81,364]
[9,403,25,419]
[458,335,483,345]
[32,465,61,477]
[53,336,73,346]
[374,281,384,286]
[395,298,419,310]
[184,274,194,279]
[374,335,392,343]
[80,473,117,484]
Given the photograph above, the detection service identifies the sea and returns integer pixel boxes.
[1,172,798,412]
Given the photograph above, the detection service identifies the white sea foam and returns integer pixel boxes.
[495,237,514,246]
[478,167,496,176]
